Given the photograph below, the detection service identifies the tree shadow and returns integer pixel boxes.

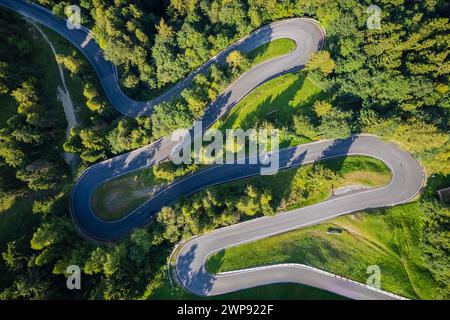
[108,138,165,174]
[247,41,274,61]
[217,72,328,134]
[199,90,234,130]
[176,243,216,295]
[206,249,225,274]
[238,74,307,129]
[243,148,308,211]
[316,135,358,172]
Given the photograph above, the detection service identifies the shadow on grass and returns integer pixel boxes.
[220,73,328,132]
[238,74,308,129]
[206,249,225,274]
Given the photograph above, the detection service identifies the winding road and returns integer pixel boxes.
[0,0,425,300]
[174,136,423,300]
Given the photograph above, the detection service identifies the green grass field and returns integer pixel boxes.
[91,168,157,221]
[206,202,441,300]
[215,71,324,147]
[323,155,391,188]
[248,38,297,66]
[91,163,201,221]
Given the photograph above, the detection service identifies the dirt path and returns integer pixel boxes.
[29,21,78,166]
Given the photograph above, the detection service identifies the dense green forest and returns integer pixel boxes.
[0,0,449,299]
[39,0,450,174]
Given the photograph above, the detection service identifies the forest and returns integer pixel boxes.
[0,0,448,299]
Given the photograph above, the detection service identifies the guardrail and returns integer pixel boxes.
[219,263,408,300]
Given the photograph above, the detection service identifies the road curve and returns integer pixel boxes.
[0,0,323,118]
[174,135,424,300]
[0,0,325,241]
[1,1,425,300]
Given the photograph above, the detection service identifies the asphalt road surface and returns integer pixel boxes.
[0,0,425,300]
[174,135,424,300]
[0,0,323,118]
